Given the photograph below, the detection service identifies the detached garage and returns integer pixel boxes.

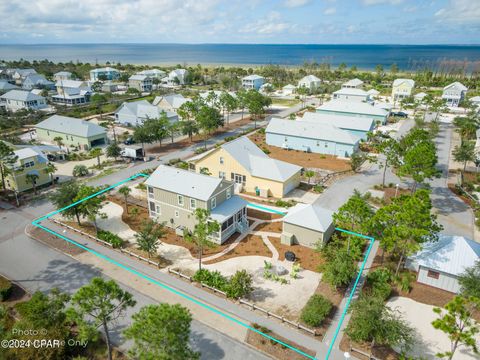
[406,235,480,293]
[281,204,335,249]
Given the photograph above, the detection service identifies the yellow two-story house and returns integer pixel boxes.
[188,136,302,198]
[5,148,51,192]
[392,78,415,102]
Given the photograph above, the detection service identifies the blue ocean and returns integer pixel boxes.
[0,43,479,70]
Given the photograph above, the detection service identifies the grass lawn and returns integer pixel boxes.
[270,98,301,107]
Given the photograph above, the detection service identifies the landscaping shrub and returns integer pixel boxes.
[366,268,392,300]
[261,147,270,154]
[97,230,124,248]
[300,294,332,327]
[0,276,13,301]
[168,158,181,165]
[394,271,416,293]
[274,199,296,208]
[313,184,325,193]
[194,147,208,155]
[226,270,253,299]
[72,164,89,177]
[192,269,229,291]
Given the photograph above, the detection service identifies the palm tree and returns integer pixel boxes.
[118,186,131,214]
[44,163,57,187]
[53,136,64,151]
[89,147,103,168]
[25,173,39,194]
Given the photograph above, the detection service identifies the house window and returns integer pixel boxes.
[219,171,225,179]
[175,210,179,218]
[211,197,216,209]
[427,270,440,279]
[178,195,184,206]
[148,186,154,198]
[190,198,196,209]
[149,201,156,213]
[226,188,231,199]
[219,156,224,164]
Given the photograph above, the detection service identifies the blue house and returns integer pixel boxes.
[242,75,265,90]
[266,117,359,158]
[89,67,121,81]
[300,112,375,140]
[316,100,388,125]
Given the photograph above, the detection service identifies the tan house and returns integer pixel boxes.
[128,75,153,92]
[4,147,51,192]
[188,137,302,198]
[281,204,335,249]
[392,78,415,102]
[145,165,249,244]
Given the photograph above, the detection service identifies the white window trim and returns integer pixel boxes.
[190,198,196,209]
[178,195,184,206]
[211,197,216,209]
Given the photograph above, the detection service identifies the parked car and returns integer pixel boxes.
[124,137,135,145]
[392,111,408,118]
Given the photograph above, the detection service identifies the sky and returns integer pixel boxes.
[0,0,479,45]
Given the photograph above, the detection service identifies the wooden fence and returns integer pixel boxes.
[350,347,381,360]
[168,268,317,336]
[318,169,354,187]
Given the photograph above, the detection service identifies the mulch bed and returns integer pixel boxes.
[382,186,411,203]
[253,221,283,233]
[394,282,454,308]
[248,132,351,171]
[0,275,29,305]
[27,224,86,256]
[247,208,283,221]
[339,335,400,360]
[269,237,323,273]
[203,234,272,264]
[246,328,316,360]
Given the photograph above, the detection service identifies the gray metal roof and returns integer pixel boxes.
[317,100,388,117]
[266,117,359,145]
[36,115,106,138]
[210,195,248,222]
[343,78,364,87]
[299,75,321,83]
[0,80,18,91]
[443,81,467,92]
[333,88,369,96]
[54,71,72,76]
[145,165,227,201]
[300,112,374,132]
[283,204,333,233]
[153,94,190,109]
[0,89,45,102]
[116,100,177,120]
[392,78,415,88]
[242,74,264,80]
[409,235,480,276]
[129,74,150,81]
[221,136,302,182]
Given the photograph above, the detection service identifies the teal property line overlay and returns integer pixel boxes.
[32,172,375,360]
[246,202,287,215]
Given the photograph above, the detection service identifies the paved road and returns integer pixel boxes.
[0,202,270,360]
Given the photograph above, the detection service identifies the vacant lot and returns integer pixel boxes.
[248,132,351,171]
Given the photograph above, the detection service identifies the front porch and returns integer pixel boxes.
[210,195,249,244]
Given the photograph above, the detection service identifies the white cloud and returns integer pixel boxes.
[323,7,337,15]
[239,11,300,35]
[362,0,403,5]
[283,0,311,8]
[435,0,480,24]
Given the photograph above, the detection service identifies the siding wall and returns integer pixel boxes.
[316,109,387,124]
[266,132,357,157]
[191,148,300,197]
[282,222,334,249]
[417,266,460,293]
[36,128,106,150]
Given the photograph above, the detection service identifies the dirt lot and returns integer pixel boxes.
[248,132,351,171]
[246,327,316,360]
[27,224,86,256]
[203,234,272,264]
[248,208,284,221]
[269,237,323,273]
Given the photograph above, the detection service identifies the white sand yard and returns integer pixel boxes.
[96,201,137,243]
[386,297,480,360]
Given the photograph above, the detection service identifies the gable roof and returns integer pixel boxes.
[153,94,190,108]
[14,147,47,162]
[333,88,369,96]
[283,84,296,90]
[117,100,176,120]
[367,89,379,95]
[317,100,388,117]
[55,80,89,89]
[145,165,227,201]
[221,136,302,182]
[137,69,165,77]
[243,74,264,81]
[0,90,44,102]
[90,67,119,73]
[300,112,374,132]
[36,115,106,138]
[299,75,321,83]
[409,235,480,276]
[0,80,19,91]
[266,117,359,145]
[54,71,72,76]
[129,74,150,81]
[443,82,467,92]
[414,92,427,100]
[283,203,333,233]
[22,74,53,85]
[392,78,415,88]
[14,69,36,77]
[343,78,364,87]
